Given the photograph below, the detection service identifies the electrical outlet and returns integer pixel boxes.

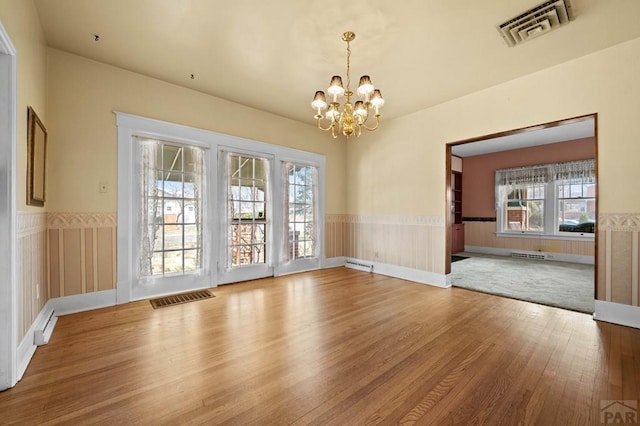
[99,181,109,193]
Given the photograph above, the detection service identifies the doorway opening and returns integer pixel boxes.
[445,114,597,312]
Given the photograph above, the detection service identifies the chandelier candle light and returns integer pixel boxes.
[311,31,384,138]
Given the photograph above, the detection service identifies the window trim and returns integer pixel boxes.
[116,112,326,302]
[118,121,215,302]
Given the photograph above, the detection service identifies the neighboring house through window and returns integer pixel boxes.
[139,138,205,277]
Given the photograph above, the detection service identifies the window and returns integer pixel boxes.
[286,163,318,260]
[139,139,204,277]
[557,177,596,233]
[117,112,325,299]
[496,159,595,237]
[227,153,269,267]
[505,183,545,232]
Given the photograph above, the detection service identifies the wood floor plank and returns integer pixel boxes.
[1,267,639,425]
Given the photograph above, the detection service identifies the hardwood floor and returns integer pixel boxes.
[1,267,639,425]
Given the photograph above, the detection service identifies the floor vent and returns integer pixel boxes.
[150,289,214,309]
[511,251,547,261]
[497,0,573,47]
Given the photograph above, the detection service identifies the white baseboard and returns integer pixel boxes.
[16,338,36,383]
[346,258,450,288]
[17,300,54,380]
[49,290,117,316]
[594,300,640,329]
[464,246,594,265]
[16,290,118,382]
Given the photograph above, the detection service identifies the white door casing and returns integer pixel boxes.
[0,21,17,390]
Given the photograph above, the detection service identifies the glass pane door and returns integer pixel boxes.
[276,162,321,276]
[133,137,207,301]
[287,164,317,260]
[219,151,273,284]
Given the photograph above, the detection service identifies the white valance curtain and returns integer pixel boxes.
[495,159,595,210]
[496,159,595,186]
[551,159,596,182]
[495,164,549,186]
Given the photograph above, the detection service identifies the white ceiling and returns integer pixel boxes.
[451,117,595,157]
[33,0,640,126]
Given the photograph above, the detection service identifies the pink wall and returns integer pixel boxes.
[462,137,595,218]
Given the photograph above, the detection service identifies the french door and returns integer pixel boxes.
[117,112,326,301]
[218,150,274,284]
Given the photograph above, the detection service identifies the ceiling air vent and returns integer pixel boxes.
[497,0,573,47]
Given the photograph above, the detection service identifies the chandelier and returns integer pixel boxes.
[311,31,384,138]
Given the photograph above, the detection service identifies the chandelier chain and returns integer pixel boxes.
[346,40,351,102]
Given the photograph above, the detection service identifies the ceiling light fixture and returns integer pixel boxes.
[311,31,384,139]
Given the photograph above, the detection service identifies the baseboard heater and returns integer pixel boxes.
[346,259,374,272]
[511,251,548,261]
[34,308,58,346]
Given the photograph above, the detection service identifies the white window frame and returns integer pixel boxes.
[555,177,596,236]
[117,116,215,302]
[116,112,326,302]
[278,161,322,276]
[495,161,595,241]
[216,148,274,285]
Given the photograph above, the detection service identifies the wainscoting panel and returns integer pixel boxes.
[464,221,595,256]
[48,213,117,299]
[599,213,640,305]
[14,212,639,341]
[17,213,47,341]
[325,214,348,258]
[336,215,446,275]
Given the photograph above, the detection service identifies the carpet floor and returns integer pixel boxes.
[450,252,595,313]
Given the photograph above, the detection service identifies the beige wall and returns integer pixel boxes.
[46,48,347,214]
[348,36,640,215]
[0,0,50,340]
[39,48,349,303]
[0,0,47,212]
[346,36,640,305]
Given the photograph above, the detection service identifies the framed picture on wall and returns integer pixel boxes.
[27,106,47,207]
